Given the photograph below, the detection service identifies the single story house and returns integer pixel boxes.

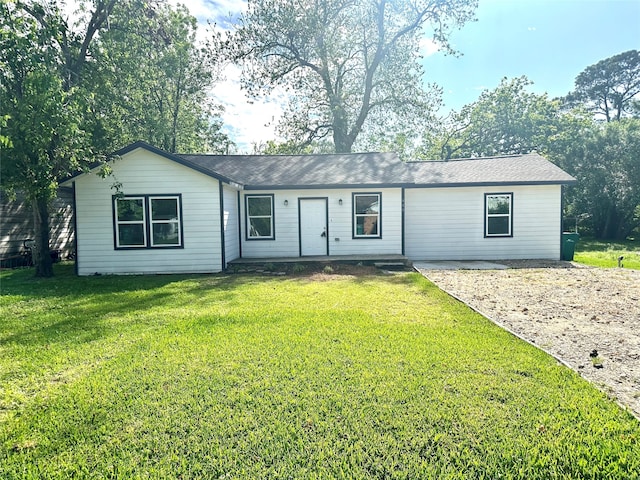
[61,141,576,275]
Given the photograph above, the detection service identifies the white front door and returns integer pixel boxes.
[299,198,328,256]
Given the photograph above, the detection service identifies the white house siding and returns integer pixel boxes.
[405,185,562,260]
[240,188,403,258]
[74,149,222,275]
[222,185,240,266]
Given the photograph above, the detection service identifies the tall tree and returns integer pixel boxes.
[0,0,117,277]
[555,119,640,240]
[421,77,561,160]
[565,50,640,122]
[1,1,230,277]
[91,3,231,154]
[222,0,477,153]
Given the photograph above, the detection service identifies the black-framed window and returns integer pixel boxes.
[246,194,274,240]
[485,193,513,237]
[113,195,183,249]
[353,193,381,238]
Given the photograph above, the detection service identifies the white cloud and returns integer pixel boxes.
[170,0,246,26]
[213,65,285,152]
[419,37,442,57]
[168,1,284,151]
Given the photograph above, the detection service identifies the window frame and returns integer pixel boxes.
[113,194,184,250]
[245,194,275,241]
[114,196,147,248]
[352,192,382,239]
[484,192,513,238]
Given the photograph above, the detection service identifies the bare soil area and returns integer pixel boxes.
[417,261,640,419]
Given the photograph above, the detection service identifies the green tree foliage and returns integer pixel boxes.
[565,50,640,122]
[421,77,561,160]
[555,119,640,240]
[222,0,477,153]
[91,2,231,154]
[0,0,116,277]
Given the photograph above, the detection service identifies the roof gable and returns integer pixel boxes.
[61,141,238,186]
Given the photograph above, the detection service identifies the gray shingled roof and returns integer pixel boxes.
[406,153,576,186]
[179,151,575,188]
[178,152,412,188]
[60,142,575,188]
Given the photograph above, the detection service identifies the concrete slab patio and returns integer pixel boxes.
[413,260,509,270]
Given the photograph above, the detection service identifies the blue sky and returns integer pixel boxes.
[173,0,640,150]
[426,0,640,111]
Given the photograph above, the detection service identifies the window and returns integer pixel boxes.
[114,195,183,248]
[485,193,513,237]
[150,197,181,246]
[115,197,146,247]
[353,193,381,238]
[246,195,274,240]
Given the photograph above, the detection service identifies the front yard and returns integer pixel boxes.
[1,265,639,478]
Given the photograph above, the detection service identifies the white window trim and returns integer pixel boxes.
[114,195,183,249]
[149,196,182,247]
[246,194,275,240]
[353,192,382,239]
[115,196,147,248]
[485,193,513,237]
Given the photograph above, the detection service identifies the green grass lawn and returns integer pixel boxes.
[574,237,640,269]
[1,264,639,479]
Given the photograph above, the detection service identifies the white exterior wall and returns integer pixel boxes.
[405,185,562,260]
[74,149,223,275]
[240,188,403,258]
[222,185,240,265]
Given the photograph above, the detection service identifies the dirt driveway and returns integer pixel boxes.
[416,261,640,419]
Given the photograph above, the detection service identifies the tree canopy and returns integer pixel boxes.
[1,0,116,276]
[421,76,562,160]
[222,0,477,153]
[555,119,640,240]
[565,49,640,122]
[90,2,230,154]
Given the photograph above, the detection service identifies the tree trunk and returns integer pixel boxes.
[333,129,353,153]
[32,195,54,277]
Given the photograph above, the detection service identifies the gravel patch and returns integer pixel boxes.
[416,261,640,419]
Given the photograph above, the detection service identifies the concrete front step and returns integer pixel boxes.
[227,255,412,273]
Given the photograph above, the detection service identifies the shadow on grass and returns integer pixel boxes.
[0,263,429,349]
[0,264,263,348]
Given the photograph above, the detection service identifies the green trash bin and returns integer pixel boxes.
[561,232,580,261]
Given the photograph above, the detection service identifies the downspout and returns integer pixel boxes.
[237,190,242,259]
[560,184,565,261]
[72,181,79,276]
[401,187,405,256]
[219,180,226,271]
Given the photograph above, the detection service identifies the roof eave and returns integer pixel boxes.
[242,182,412,190]
[406,179,577,188]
